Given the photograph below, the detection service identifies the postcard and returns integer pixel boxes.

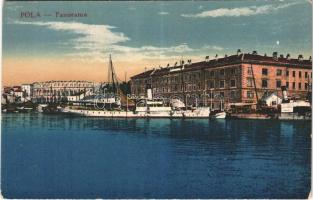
[1,0,312,199]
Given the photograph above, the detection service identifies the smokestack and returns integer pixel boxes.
[146,84,152,99]
[147,89,152,100]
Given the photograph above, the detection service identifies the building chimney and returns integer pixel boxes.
[273,52,278,60]
[298,54,303,61]
[237,49,241,55]
[252,50,257,55]
[264,53,267,57]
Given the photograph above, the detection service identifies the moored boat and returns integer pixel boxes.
[210,111,227,119]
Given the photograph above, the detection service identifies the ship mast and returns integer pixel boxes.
[107,54,118,94]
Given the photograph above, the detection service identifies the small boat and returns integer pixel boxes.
[37,104,48,112]
[210,111,227,119]
[16,106,33,113]
[42,105,63,114]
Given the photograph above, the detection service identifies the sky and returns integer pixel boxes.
[2,1,312,86]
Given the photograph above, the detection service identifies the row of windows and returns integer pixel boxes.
[34,89,93,95]
[208,79,236,89]
[143,68,240,85]
[246,78,310,90]
[261,80,309,90]
[36,83,94,88]
[207,90,239,99]
[146,79,238,93]
[149,69,239,84]
[207,67,238,78]
[260,68,311,78]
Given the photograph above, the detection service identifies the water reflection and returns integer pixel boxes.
[2,113,311,143]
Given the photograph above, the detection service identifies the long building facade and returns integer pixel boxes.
[130,52,312,110]
[32,80,100,103]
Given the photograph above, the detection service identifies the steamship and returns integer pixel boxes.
[61,55,211,118]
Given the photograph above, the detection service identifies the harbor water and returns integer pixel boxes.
[1,113,311,198]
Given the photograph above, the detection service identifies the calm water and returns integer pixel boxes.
[1,113,311,199]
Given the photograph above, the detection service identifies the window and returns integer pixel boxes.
[220,92,224,98]
[230,79,236,87]
[208,81,214,88]
[276,80,281,88]
[247,91,254,98]
[210,71,215,77]
[230,91,236,99]
[262,79,268,88]
[292,82,296,89]
[247,78,253,87]
[262,68,268,75]
[220,80,225,88]
[230,68,236,75]
[208,81,214,89]
[292,71,296,77]
[247,67,252,75]
[299,71,302,78]
[208,92,214,98]
[298,83,302,89]
[305,72,308,78]
[305,83,308,90]
[286,70,289,76]
[276,69,282,76]
[286,82,289,88]
[220,69,225,76]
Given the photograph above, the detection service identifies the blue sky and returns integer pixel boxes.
[2,1,312,84]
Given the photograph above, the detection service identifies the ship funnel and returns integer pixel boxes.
[146,84,153,100]
[147,89,152,100]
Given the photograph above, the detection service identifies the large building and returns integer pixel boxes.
[130,52,312,109]
[31,80,100,103]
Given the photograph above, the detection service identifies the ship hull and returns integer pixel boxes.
[63,108,211,118]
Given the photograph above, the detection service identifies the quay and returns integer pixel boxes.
[228,113,311,120]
